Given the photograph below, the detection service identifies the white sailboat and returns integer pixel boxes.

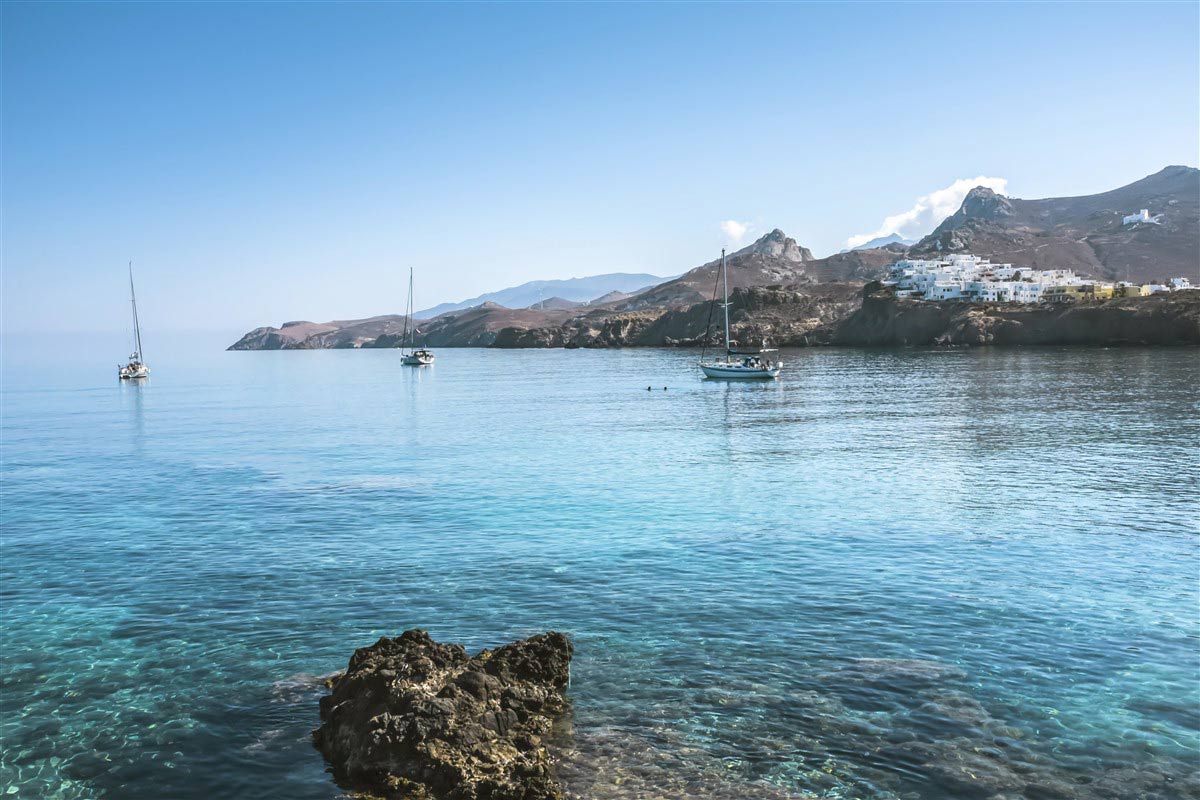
[118,261,150,380]
[400,268,435,366]
[699,249,782,380]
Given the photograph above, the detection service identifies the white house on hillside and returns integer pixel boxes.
[1122,209,1161,225]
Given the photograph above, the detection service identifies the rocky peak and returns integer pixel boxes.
[959,187,1014,220]
[731,228,813,262]
[1155,164,1198,179]
[913,187,1015,254]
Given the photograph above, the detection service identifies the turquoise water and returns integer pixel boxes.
[2,337,1198,799]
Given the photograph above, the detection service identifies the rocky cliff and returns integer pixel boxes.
[229,316,407,350]
[230,287,1200,351]
[821,285,1200,347]
[490,284,865,348]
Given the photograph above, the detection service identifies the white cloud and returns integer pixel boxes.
[844,176,1009,249]
[720,219,750,244]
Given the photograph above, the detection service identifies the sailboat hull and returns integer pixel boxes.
[402,353,435,366]
[700,363,780,380]
[119,364,150,380]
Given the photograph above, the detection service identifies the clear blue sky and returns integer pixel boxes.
[4,1,1197,333]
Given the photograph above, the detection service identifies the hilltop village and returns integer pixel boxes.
[884,254,1192,304]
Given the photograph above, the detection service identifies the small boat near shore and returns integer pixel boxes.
[699,249,781,380]
[118,261,150,380]
[400,268,435,366]
[402,349,435,366]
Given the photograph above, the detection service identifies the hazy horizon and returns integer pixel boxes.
[3,2,1198,334]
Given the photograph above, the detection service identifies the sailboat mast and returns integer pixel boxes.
[721,249,730,357]
[129,261,143,360]
[401,268,412,354]
[408,268,415,351]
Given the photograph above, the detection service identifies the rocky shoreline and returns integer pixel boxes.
[306,636,1200,800]
[230,288,1200,351]
[815,284,1200,347]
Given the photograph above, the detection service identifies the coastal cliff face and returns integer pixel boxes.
[229,316,407,350]
[229,288,1200,351]
[489,286,1200,349]
[824,284,1200,347]
[490,284,865,348]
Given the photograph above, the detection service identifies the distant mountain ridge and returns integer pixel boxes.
[414,272,670,318]
[841,233,916,252]
[228,166,1199,351]
[228,228,895,350]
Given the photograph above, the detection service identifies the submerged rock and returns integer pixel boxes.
[313,629,573,800]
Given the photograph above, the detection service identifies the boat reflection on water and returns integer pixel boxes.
[119,374,147,453]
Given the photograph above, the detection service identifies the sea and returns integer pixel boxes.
[2,333,1198,799]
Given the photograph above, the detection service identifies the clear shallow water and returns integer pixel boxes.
[2,339,1198,799]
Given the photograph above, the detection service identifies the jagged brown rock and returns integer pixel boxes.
[313,630,573,800]
[823,283,1200,346]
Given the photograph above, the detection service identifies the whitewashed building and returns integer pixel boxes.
[1122,209,1161,225]
[883,254,1087,304]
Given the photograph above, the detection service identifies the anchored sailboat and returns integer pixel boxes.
[699,249,781,380]
[118,261,150,380]
[400,268,435,366]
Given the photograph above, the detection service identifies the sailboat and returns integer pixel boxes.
[400,268,435,366]
[699,249,782,380]
[118,261,150,380]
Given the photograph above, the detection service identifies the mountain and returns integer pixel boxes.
[586,290,636,305]
[618,229,816,309]
[413,272,669,319]
[228,167,1200,351]
[803,248,907,283]
[910,165,1200,282]
[841,233,915,252]
[229,315,407,350]
[228,228,892,350]
[371,304,579,348]
[525,296,582,311]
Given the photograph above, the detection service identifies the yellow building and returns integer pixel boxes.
[1043,284,1114,303]
[1113,284,1149,298]
[1043,285,1088,303]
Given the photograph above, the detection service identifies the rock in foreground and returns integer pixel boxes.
[313,630,573,800]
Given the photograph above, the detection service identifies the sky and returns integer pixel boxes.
[3,1,1198,334]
